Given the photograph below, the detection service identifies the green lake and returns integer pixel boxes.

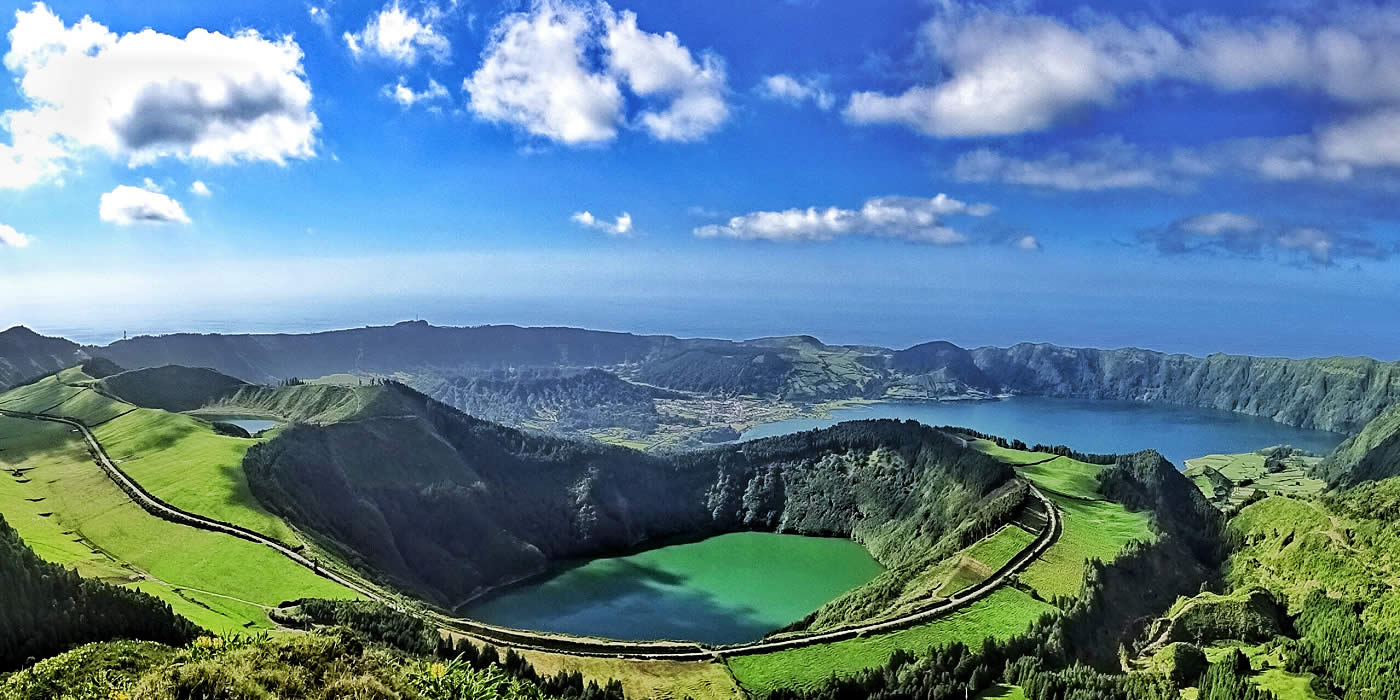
[461,532,883,644]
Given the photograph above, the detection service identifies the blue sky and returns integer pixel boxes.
[0,0,1397,357]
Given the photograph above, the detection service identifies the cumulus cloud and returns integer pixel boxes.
[344,1,450,65]
[1139,212,1388,266]
[571,210,633,236]
[757,74,834,110]
[190,180,212,196]
[0,2,318,188]
[846,3,1400,145]
[1014,235,1042,251]
[464,1,729,145]
[603,9,728,142]
[0,224,33,248]
[99,184,192,226]
[384,77,450,107]
[845,7,1179,137]
[694,193,992,244]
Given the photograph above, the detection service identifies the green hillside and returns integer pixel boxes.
[1314,402,1400,487]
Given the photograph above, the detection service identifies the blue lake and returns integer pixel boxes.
[742,397,1346,468]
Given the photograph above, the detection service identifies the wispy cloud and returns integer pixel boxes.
[571,210,634,236]
[694,193,992,243]
[756,74,834,110]
[1139,212,1390,266]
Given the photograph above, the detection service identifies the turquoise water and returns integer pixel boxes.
[742,397,1346,467]
[462,532,883,644]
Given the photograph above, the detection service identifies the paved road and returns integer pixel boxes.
[0,407,1061,662]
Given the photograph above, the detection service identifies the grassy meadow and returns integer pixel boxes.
[0,412,357,632]
[93,408,296,542]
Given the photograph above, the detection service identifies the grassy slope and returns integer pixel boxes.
[938,524,1038,597]
[976,685,1029,700]
[512,646,743,700]
[1016,457,1106,500]
[1018,494,1154,600]
[995,449,1155,600]
[93,409,297,543]
[0,413,356,632]
[727,587,1055,696]
[1226,494,1400,635]
[0,370,298,542]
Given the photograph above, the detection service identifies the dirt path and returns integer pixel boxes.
[0,407,1060,662]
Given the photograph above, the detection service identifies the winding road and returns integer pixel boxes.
[0,407,1061,662]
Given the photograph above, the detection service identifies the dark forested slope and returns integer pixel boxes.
[96,365,249,412]
[0,326,86,392]
[242,383,1015,607]
[972,344,1397,433]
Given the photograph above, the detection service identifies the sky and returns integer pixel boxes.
[0,0,1398,358]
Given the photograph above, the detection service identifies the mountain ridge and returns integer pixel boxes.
[2,321,1393,434]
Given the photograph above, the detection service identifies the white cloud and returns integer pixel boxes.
[1317,109,1400,169]
[190,180,212,197]
[384,77,450,107]
[603,9,728,142]
[1014,235,1042,251]
[0,224,33,248]
[464,1,729,145]
[344,1,450,65]
[0,2,317,188]
[694,193,991,244]
[571,210,633,236]
[99,184,192,226]
[845,8,1180,137]
[846,4,1400,141]
[465,2,623,145]
[757,74,834,110]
